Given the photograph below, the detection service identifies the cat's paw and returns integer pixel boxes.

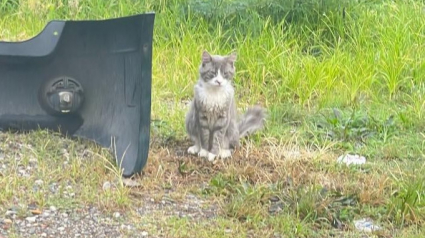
[207,153,217,162]
[187,145,200,155]
[198,149,209,158]
[198,149,217,162]
[219,149,232,159]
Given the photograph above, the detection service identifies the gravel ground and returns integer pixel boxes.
[1,206,139,238]
[0,194,218,238]
[0,132,219,238]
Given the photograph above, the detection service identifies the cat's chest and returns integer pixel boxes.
[196,85,233,111]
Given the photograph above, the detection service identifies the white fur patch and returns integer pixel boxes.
[187,145,199,154]
[196,76,234,112]
[219,149,232,158]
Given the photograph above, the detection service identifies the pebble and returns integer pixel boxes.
[102,181,111,190]
[25,216,37,223]
[34,179,44,186]
[29,157,38,164]
[141,231,148,236]
[113,212,120,218]
[49,206,57,212]
[122,178,140,187]
[2,218,12,224]
[5,210,17,216]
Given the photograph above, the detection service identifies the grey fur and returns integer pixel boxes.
[185,50,266,161]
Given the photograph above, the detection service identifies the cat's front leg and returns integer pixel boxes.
[186,101,202,155]
[197,126,217,161]
[210,127,229,160]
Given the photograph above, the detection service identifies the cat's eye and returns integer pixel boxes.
[208,71,217,78]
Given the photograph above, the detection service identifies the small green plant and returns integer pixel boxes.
[387,163,425,226]
[310,107,398,150]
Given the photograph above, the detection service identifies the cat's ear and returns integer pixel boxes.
[228,52,237,62]
[227,52,237,67]
[202,50,212,66]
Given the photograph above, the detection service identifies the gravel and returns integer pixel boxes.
[137,194,218,220]
[1,194,219,238]
[1,206,139,238]
[0,132,219,237]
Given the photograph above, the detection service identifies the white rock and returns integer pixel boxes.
[141,231,148,237]
[122,178,140,187]
[354,218,381,232]
[5,210,17,216]
[34,179,44,186]
[25,216,37,223]
[337,154,366,166]
[49,206,57,212]
[102,181,111,190]
[113,212,120,218]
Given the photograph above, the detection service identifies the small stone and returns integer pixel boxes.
[58,227,65,231]
[41,233,47,237]
[0,153,4,160]
[25,216,37,223]
[5,210,17,216]
[122,178,140,187]
[141,231,148,237]
[30,209,42,215]
[102,181,111,190]
[113,212,120,218]
[2,218,12,224]
[60,148,68,155]
[49,206,57,212]
[354,218,381,232]
[29,157,38,164]
[61,213,68,218]
[337,154,366,166]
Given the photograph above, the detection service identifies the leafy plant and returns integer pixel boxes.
[311,107,398,148]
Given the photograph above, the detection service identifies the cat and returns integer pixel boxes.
[185,50,266,161]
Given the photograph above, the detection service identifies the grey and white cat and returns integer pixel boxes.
[185,50,266,161]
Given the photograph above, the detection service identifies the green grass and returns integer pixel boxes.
[1,0,425,237]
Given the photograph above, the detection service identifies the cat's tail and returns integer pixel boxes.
[238,105,267,138]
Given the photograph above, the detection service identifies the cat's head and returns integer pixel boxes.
[199,50,237,88]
